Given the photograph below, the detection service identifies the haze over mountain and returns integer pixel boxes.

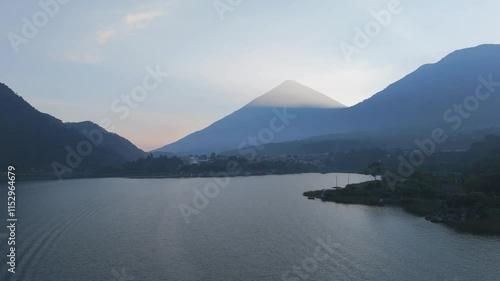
[332,44,500,140]
[157,44,500,155]
[0,83,146,171]
[248,80,345,108]
[156,80,346,154]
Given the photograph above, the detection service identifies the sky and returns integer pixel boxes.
[1,0,500,151]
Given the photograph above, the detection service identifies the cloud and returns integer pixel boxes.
[125,9,164,29]
[96,28,117,45]
[65,52,102,64]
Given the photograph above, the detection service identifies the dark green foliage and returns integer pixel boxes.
[464,173,500,196]
[120,154,183,175]
[462,136,500,196]
[113,153,321,178]
[393,172,441,199]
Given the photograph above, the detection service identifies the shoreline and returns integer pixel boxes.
[12,170,364,182]
[304,182,500,236]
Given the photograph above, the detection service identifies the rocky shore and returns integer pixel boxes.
[425,206,471,223]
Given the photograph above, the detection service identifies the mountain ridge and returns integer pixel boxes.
[0,83,146,171]
[156,44,500,154]
[248,80,346,108]
[155,80,346,153]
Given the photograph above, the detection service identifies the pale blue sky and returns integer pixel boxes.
[1,0,500,150]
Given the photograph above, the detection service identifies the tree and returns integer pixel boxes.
[366,161,385,188]
[367,161,384,180]
[209,152,217,162]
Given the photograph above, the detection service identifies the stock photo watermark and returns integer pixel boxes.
[178,107,297,224]
[5,166,17,274]
[51,65,170,180]
[340,0,412,62]
[213,0,244,21]
[7,0,72,54]
[110,267,135,281]
[238,107,297,160]
[384,74,500,188]
[282,235,341,281]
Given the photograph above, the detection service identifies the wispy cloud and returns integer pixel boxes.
[64,3,169,65]
[96,28,117,45]
[65,52,102,64]
[125,9,164,29]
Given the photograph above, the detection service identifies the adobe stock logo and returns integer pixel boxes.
[178,107,296,224]
[282,235,341,281]
[384,74,500,188]
[213,0,243,21]
[51,65,169,181]
[110,267,134,281]
[7,0,72,54]
[340,0,412,62]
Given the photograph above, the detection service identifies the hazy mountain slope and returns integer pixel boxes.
[248,80,345,108]
[340,44,500,134]
[65,121,146,161]
[315,44,500,148]
[156,80,346,154]
[158,44,500,154]
[0,83,145,171]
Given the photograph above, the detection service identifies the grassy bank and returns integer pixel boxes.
[304,180,500,235]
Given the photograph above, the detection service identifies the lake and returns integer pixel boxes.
[1,173,499,280]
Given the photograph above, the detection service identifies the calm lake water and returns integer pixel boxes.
[1,173,499,281]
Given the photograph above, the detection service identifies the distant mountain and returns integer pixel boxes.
[335,44,500,134]
[65,121,146,161]
[155,80,346,154]
[221,128,500,157]
[157,44,500,154]
[0,83,145,172]
[248,80,345,108]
